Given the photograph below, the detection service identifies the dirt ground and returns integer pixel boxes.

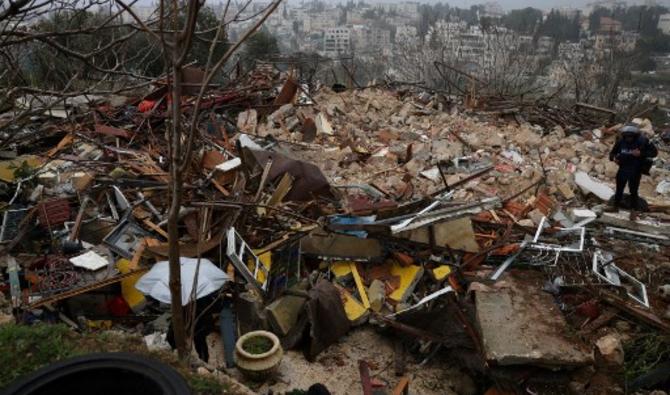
[229,327,475,395]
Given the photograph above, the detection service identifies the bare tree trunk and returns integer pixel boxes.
[168,65,187,360]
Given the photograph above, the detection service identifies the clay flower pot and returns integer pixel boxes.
[234,330,283,381]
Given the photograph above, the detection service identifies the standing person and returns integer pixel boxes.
[608,123,658,219]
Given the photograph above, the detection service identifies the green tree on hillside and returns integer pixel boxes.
[241,29,280,69]
[503,7,543,35]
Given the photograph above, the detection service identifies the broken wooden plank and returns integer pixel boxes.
[94,124,132,139]
[577,308,618,336]
[28,269,148,309]
[358,360,373,395]
[392,377,410,395]
[600,291,670,333]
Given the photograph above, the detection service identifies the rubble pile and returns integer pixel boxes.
[2,68,670,394]
[256,88,668,209]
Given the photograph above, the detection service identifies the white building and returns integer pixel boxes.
[303,9,342,33]
[323,27,351,58]
[377,2,419,20]
[350,25,391,55]
[659,14,670,35]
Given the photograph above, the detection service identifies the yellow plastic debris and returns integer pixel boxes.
[330,262,371,322]
[389,262,424,303]
[331,261,353,278]
[0,155,42,183]
[249,250,271,284]
[432,265,452,281]
[335,285,369,324]
[116,258,146,312]
[349,262,370,309]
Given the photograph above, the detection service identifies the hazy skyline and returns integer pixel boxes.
[448,0,670,10]
[319,0,670,11]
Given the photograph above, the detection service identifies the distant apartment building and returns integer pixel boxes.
[659,14,670,35]
[377,2,419,20]
[323,27,351,57]
[304,9,342,32]
[351,25,391,54]
[594,30,639,52]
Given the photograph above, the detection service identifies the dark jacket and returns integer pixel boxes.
[609,134,658,173]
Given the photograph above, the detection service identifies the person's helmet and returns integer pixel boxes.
[620,123,640,136]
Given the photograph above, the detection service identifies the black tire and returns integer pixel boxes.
[2,352,192,395]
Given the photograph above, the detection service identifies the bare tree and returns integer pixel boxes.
[2,0,281,361]
[118,0,281,360]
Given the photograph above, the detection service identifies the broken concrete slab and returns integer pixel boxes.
[574,171,614,201]
[266,283,309,336]
[596,334,624,366]
[475,275,594,368]
[315,113,333,135]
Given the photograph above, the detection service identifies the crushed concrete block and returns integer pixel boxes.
[398,102,413,120]
[518,219,534,227]
[578,159,594,173]
[570,208,597,223]
[420,167,441,182]
[237,109,257,134]
[432,139,463,161]
[605,161,618,178]
[512,126,542,148]
[285,116,300,131]
[557,183,575,200]
[557,146,576,160]
[633,117,653,135]
[574,171,614,201]
[487,133,504,147]
[596,334,624,366]
[270,104,294,122]
[71,171,95,192]
[368,280,385,313]
[37,170,59,187]
[594,163,605,175]
[528,208,545,226]
[404,158,423,177]
[552,125,565,138]
[315,113,333,135]
[266,288,308,336]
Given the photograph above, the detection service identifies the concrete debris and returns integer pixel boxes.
[315,113,334,135]
[475,276,594,367]
[2,67,670,395]
[237,109,258,134]
[596,334,624,366]
[574,171,615,201]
